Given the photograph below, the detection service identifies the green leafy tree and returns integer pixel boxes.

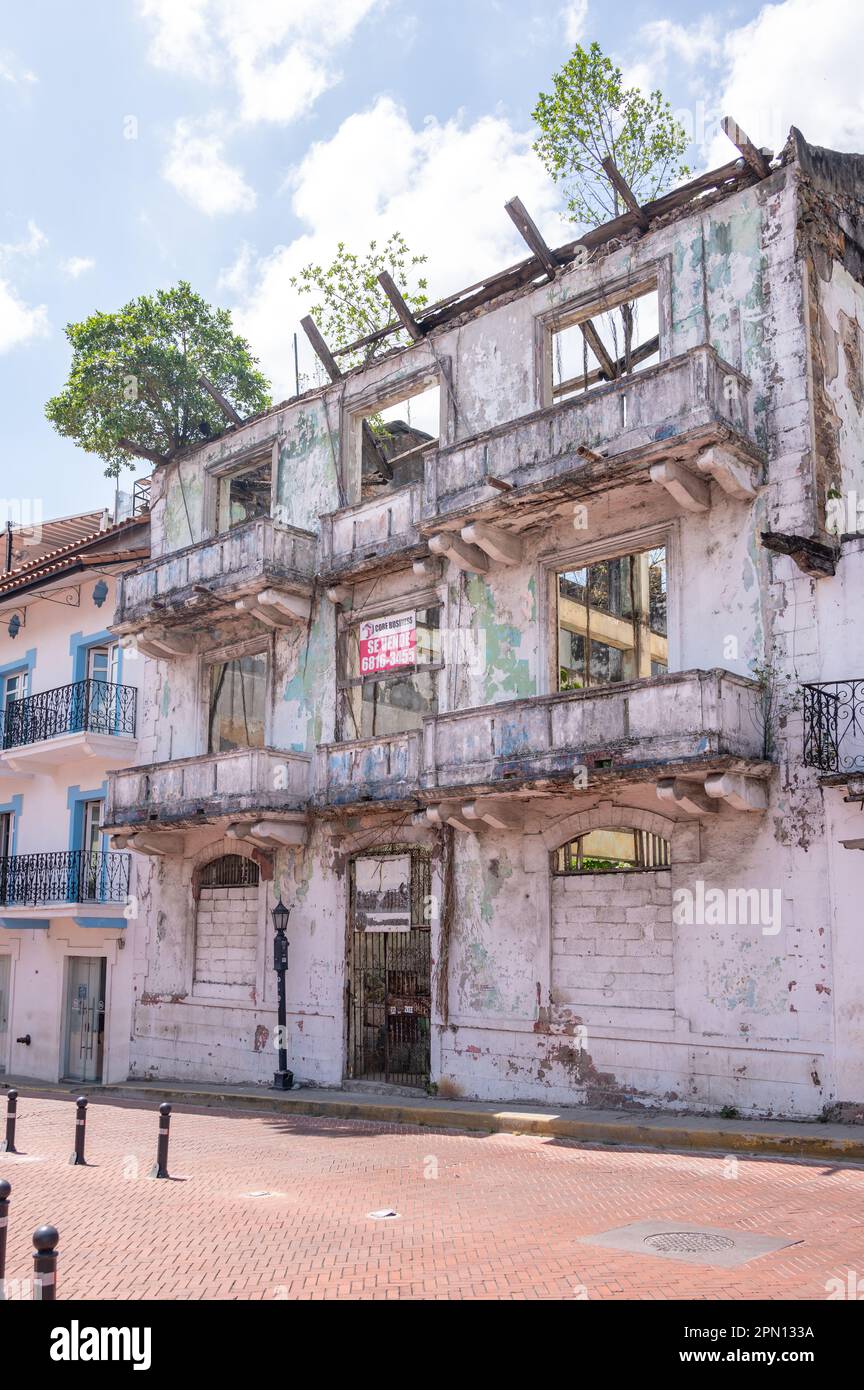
[45,282,271,476]
[291,232,428,375]
[533,42,689,229]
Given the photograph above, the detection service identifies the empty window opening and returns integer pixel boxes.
[552,285,659,402]
[208,652,268,752]
[552,827,670,874]
[340,606,441,740]
[557,544,667,691]
[359,383,439,498]
[219,454,272,530]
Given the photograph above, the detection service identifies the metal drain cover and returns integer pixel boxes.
[644,1231,735,1254]
[579,1220,798,1269]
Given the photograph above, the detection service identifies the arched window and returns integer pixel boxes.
[199,854,260,888]
[552,827,670,874]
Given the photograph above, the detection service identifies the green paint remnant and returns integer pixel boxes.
[465,574,534,703]
[160,681,171,717]
[278,404,339,529]
[282,607,333,751]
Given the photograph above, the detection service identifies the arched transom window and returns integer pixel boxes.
[552,827,670,875]
[199,854,260,888]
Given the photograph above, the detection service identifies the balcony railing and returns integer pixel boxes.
[0,850,130,907]
[105,746,311,829]
[2,679,137,750]
[802,680,864,773]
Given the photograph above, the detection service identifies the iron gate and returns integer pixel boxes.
[348,849,431,1086]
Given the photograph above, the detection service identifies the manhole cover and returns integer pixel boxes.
[644,1231,736,1254]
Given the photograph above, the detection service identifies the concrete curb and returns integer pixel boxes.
[25,1082,858,1164]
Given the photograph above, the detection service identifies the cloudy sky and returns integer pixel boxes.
[1,0,862,519]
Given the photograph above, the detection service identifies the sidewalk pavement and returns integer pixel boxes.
[3,1073,863,1164]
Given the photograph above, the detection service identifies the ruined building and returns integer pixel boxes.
[103,127,864,1119]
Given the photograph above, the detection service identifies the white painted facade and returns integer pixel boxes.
[0,529,147,1084]
[104,133,864,1120]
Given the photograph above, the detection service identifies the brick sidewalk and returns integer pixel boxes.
[1,1094,862,1300]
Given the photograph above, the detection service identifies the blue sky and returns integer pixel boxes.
[1,0,860,520]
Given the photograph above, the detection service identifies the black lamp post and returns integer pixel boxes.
[271,897,293,1090]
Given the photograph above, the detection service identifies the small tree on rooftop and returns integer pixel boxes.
[45,281,271,477]
[533,41,690,230]
[291,232,428,376]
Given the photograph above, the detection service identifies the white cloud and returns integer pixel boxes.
[164,119,257,215]
[0,220,47,260]
[0,279,48,353]
[61,256,95,279]
[561,1,589,46]
[139,0,382,124]
[0,50,37,84]
[224,97,567,398]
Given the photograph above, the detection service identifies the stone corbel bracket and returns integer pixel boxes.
[134,630,195,660]
[227,818,308,851]
[111,830,186,855]
[236,588,311,628]
[657,773,768,814]
[650,446,761,513]
[421,798,526,832]
[656,778,718,815]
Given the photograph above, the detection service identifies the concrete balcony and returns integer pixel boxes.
[104,746,311,853]
[111,517,317,657]
[0,679,137,773]
[314,669,769,811]
[319,482,426,586]
[422,346,764,543]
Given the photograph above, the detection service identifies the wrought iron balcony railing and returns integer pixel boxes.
[0,850,130,907]
[1,679,137,750]
[802,680,864,773]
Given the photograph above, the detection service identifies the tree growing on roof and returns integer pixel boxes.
[45,282,271,476]
[291,232,428,375]
[532,41,689,229]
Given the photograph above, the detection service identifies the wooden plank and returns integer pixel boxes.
[601,157,650,229]
[377,271,423,341]
[504,195,559,278]
[721,117,771,179]
[197,375,242,425]
[300,315,343,381]
[551,334,659,398]
[578,318,618,380]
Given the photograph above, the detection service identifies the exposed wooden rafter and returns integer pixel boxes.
[504,195,559,278]
[300,315,342,381]
[601,157,650,231]
[377,270,423,341]
[197,375,242,425]
[721,117,772,180]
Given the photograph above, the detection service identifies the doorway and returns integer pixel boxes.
[0,955,10,1074]
[62,956,106,1083]
[347,850,431,1087]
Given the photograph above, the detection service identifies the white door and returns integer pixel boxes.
[63,956,106,1083]
[80,800,103,900]
[86,644,120,733]
[0,955,10,1074]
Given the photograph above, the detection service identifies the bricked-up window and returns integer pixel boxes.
[208,652,268,752]
[553,828,670,874]
[557,545,667,691]
[551,284,659,402]
[339,607,442,740]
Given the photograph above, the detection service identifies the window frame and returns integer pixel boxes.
[336,593,445,742]
[534,258,673,411]
[200,636,272,755]
[551,826,671,876]
[538,521,679,698]
[203,437,279,539]
[340,362,452,508]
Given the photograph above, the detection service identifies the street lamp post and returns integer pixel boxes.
[271,897,293,1091]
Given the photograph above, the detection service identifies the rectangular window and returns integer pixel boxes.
[208,652,268,752]
[0,811,12,858]
[340,607,441,740]
[557,544,667,691]
[551,284,659,402]
[357,383,439,500]
[218,455,272,531]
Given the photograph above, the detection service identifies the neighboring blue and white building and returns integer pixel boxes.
[0,505,150,1083]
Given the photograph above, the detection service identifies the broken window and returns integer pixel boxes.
[557,544,667,691]
[357,383,439,499]
[340,606,442,740]
[552,827,670,874]
[551,284,659,402]
[218,454,272,530]
[208,651,268,752]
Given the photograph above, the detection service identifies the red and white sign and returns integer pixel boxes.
[358,611,416,674]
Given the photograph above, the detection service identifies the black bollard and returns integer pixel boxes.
[69,1096,88,1167]
[0,1180,9,1302]
[149,1102,171,1179]
[0,1091,17,1155]
[32,1225,59,1302]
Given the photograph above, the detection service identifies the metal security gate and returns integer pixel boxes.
[347,849,431,1087]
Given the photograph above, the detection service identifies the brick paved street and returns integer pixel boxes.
[2,1094,863,1300]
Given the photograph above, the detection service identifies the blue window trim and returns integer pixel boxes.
[69,629,123,685]
[66,782,107,853]
[0,793,23,856]
[0,648,36,727]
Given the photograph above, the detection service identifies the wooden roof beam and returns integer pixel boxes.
[300,315,343,381]
[601,157,650,231]
[504,195,559,279]
[578,319,618,380]
[721,117,772,179]
[377,271,423,341]
[197,375,242,425]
